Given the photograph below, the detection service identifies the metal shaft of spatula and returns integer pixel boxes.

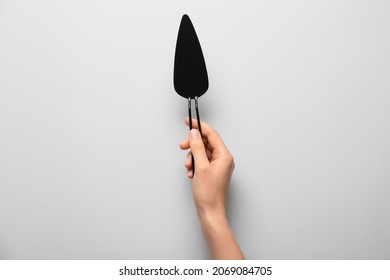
[188,97,202,135]
[188,97,203,175]
[194,96,202,135]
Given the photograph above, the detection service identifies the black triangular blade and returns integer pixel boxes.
[174,14,208,99]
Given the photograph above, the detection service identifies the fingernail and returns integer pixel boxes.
[185,154,191,166]
[190,129,199,139]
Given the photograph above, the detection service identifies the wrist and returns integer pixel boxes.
[198,207,229,230]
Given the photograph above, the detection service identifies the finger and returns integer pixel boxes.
[205,140,213,152]
[180,137,208,150]
[184,117,229,157]
[188,129,209,170]
[179,139,190,150]
[186,153,193,179]
[185,152,192,168]
[187,168,193,179]
[206,147,212,161]
[184,152,193,179]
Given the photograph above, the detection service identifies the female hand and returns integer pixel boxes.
[179,117,235,218]
[179,118,244,260]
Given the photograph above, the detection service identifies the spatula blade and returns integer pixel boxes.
[174,14,208,99]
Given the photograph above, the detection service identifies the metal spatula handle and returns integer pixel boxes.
[188,97,202,175]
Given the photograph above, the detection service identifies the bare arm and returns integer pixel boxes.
[179,118,245,260]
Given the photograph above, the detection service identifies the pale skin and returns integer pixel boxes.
[179,117,245,260]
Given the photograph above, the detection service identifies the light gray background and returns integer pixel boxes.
[0,0,389,259]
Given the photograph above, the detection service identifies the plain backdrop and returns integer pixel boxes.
[0,0,389,259]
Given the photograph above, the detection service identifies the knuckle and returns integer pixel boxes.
[196,165,208,175]
[224,152,235,168]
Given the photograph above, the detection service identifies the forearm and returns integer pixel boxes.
[199,210,245,260]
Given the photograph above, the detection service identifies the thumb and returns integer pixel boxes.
[189,129,209,169]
